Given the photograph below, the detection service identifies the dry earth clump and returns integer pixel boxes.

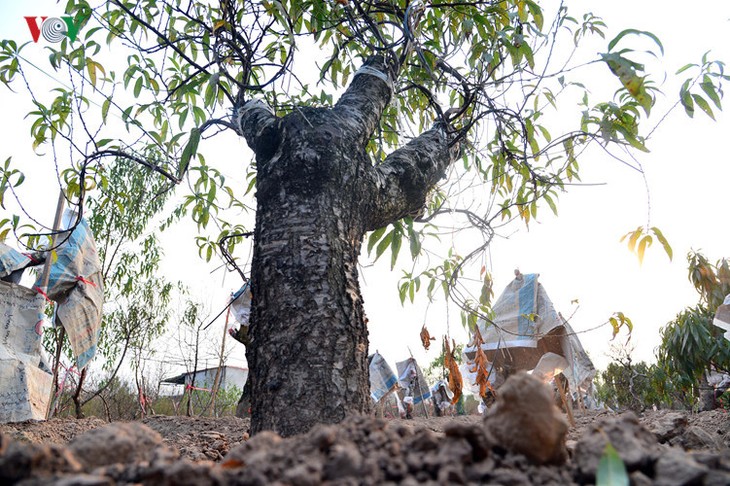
[1,373,730,485]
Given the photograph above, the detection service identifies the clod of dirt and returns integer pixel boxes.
[3,407,730,484]
[141,415,249,462]
[649,412,688,443]
[653,448,709,486]
[0,417,108,446]
[0,439,82,483]
[682,425,722,451]
[630,470,653,486]
[444,422,491,461]
[574,412,659,481]
[483,371,568,465]
[69,422,170,470]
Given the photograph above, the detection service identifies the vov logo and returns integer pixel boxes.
[24,15,87,43]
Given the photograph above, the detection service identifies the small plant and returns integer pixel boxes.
[596,443,629,486]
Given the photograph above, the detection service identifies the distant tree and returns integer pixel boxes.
[1,1,726,435]
[66,160,175,418]
[175,298,220,417]
[595,345,674,412]
[656,252,730,407]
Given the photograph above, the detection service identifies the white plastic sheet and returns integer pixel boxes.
[33,211,103,369]
[369,352,397,402]
[464,273,596,392]
[713,294,730,341]
[0,280,52,422]
[231,282,252,328]
[395,357,431,405]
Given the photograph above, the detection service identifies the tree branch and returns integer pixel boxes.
[365,123,459,230]
[234,98,282,163]
[333,54,399,146]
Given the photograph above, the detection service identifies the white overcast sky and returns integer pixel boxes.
[0,1,729,379]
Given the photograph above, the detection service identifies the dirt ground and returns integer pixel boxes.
[2,377,730,485]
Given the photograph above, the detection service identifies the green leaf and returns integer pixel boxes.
[391,229,402,270]
[205,72,220,107]
[244,175,256,195]
[525,0,543,31]
[375,230,393,260]
[607,28,664,56]
[596,443,628,486]
[544,193,558,216]
[691,94,715,120]
[398,282,408,305]
[700,81,722,109]
[86,59,97,86]
[602,53,652,115]
[680,80,695,117]
[179,127,200,180]
[133,76,143,98]
[101,96,111,123]
[409,228,421,259]
[367,226,387,254]
[675,63,696,75]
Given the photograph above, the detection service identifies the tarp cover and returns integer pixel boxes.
[0,280,52,422]
[231,282,252,328]
[465,273,596,391]
[560,320,597,391]
[0,243,32,279]
[33,213,103,369]
[478,273,563,349]
[369,352,397,402]
[396,357,431,405]
[713,294,730,341]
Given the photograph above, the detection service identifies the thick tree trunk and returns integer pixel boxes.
[236,55,459,436]
[246,106,372,436]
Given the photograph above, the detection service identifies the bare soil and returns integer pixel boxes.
[2,393,730,484]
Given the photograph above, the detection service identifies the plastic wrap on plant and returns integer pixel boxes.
[368,352,397,402]
[230,282,252,328]
[464,272,596,393]
[714,294,730,340]
[396,357,431,405]
[0,280,52,422]
[0,242,33,283]
[33,211,103,369]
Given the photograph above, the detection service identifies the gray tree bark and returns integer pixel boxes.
[235,55,459,436]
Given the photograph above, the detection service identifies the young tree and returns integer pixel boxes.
[1,1,726,435]
[596,344,674,412]
[71,160,174,417]
[656,252,730,408]
[176,298,209,417]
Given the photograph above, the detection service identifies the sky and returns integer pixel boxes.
[0,1,729,384]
